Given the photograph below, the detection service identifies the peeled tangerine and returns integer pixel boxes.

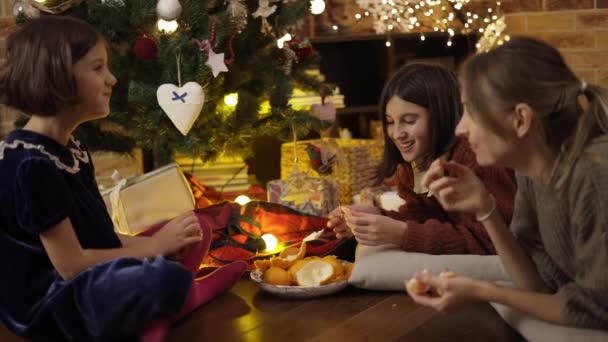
[406,269,430,295]
[287,259,310,280]
[295,260,334,286]
[263,267,292,286]
[322,255,345,283]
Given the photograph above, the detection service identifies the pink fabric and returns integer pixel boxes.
[138,210,246,342]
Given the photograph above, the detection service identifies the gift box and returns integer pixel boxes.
[101,163,195,236]
[267,172,339,217]
[281,138,383,204]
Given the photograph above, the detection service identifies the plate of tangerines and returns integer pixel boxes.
[250,243,354,299]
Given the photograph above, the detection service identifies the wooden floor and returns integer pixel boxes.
[1,278,524,341]
[168,278,524,342]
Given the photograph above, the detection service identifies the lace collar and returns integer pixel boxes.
[0,135,89,174]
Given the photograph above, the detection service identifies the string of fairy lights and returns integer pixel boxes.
[354,0,509,48]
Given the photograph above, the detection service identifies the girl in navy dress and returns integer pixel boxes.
[0,16,246,341]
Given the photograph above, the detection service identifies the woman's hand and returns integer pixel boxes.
[151,211,202,256]
[421,159,494,218]
[345,211,406,246]
[327,204,380,240]
[405,271,483,313]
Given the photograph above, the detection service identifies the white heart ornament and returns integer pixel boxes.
[157,82,205,135]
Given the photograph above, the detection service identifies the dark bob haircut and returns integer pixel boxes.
[0,15,102,116]
[376,63,462,184]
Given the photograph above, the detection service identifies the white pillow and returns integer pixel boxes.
[490,291,608,342]
[348,244,510,291]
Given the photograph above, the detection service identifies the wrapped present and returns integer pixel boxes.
[267,171,339,217]
[281,138,383,204]
[101,163,195,236]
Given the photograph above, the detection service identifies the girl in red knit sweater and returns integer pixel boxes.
[327,63,516,255]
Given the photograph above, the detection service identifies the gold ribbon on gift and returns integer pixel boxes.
[107,170,130,235]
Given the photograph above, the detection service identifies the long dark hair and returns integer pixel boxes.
[460,36,608,190]
[0,15,102,116]
[375,63,462,184]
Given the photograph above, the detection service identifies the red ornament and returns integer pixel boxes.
[134,35,158,60]
[288,37,314,60]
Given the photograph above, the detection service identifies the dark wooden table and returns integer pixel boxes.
[167,278,524,342]
[1,278,524,341]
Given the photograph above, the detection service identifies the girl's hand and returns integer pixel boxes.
[151,211,202,256]
[166,244,196,261]
[346,211,406,246]
[421,160,494,218]
[327,204,380,240]
[405,271,482,313]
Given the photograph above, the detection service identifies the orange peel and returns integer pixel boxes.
[254,259,271,272]
[270,242,307,269]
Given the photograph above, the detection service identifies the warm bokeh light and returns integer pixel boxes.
[224,93,239,107]
[157,19,178,33]
[353,0,505,49]
[261,234,278,252]
[310,0,326,15]
[234,194,251,205]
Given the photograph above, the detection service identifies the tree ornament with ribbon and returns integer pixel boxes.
[252,0,277,35]
[156,51,205,135]
[226,0,248,32]
[287,37,315,61]
[310,84,336,121]
[193,22,231,77]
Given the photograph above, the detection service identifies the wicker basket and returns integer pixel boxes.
[281,138,384,204]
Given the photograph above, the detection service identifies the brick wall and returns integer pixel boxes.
[502,1,608,86]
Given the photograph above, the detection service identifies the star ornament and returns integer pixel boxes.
[206,49,228,77]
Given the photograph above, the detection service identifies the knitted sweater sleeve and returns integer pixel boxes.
[391,141,517,255]
[557,161,608,329]
[511,176,568,291]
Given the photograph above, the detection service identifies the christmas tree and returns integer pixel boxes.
[18,0,328,168]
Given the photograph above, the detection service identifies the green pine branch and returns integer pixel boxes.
[29,0,327,168]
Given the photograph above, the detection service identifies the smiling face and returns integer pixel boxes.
[385,96,431,164]
[71,40,116,121]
